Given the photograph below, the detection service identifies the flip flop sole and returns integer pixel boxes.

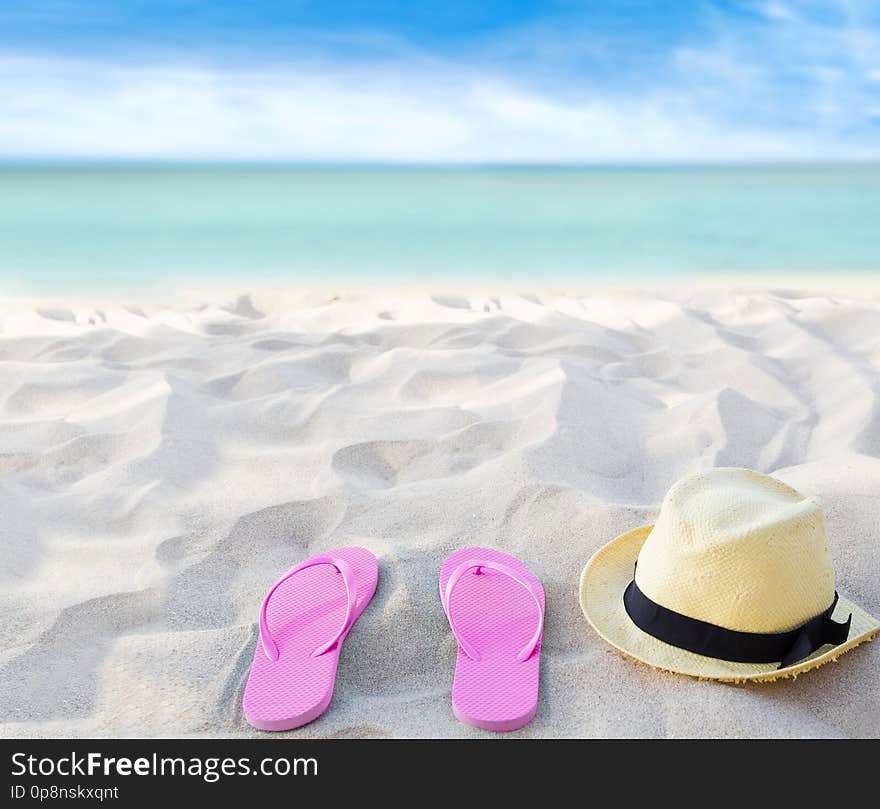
[440,547,544,732]
[243,547,378,731]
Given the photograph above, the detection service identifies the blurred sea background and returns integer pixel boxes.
[3,163,879,294]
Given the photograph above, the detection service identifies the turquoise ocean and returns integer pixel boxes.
[2,165,879,293]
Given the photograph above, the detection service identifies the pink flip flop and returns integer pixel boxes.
[243,547,378,731]
[439,547,545,732]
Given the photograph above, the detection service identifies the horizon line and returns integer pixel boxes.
[3,158,880,170]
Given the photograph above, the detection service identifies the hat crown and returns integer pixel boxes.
[635,468,835,633]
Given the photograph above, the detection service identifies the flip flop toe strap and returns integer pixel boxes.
[259,555,358,661]
[444,559,544,663]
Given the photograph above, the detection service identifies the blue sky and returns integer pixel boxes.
[1,1,878,161]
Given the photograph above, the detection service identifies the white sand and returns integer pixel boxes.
[0,285,878,739]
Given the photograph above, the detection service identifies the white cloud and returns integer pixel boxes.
[0,52,876,162]
[760,2,798,22]
[669,4,880,143]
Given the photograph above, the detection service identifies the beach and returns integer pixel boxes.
[0,284,878,739]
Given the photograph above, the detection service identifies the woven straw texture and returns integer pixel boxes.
[637,469,834,632]
[579,469,879,682]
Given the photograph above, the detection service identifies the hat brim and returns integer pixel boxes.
[579,525,880,682]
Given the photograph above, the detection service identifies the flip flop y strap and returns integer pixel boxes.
[444,559,544,663]
[259,555,358,662]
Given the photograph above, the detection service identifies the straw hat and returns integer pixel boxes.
[579,468,879,681]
